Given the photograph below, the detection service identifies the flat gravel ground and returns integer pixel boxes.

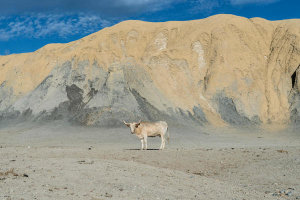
[0,123,299,200]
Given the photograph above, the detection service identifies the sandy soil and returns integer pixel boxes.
[0,122,299,200]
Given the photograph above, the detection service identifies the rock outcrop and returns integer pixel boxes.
[0,14,300,128]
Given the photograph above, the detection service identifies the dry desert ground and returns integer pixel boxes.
[0,122,300,200]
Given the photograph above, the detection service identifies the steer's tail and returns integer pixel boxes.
[166,126,170,143]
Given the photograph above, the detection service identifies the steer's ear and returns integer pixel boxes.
[135,120,141,128]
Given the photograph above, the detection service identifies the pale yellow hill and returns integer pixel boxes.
[1,14,300,128]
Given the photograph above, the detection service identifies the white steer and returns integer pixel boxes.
[123,120,169,150]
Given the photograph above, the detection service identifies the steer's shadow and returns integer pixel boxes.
[125,148,160,151]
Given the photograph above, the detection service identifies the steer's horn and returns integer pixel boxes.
[137,120,141,125]
[123,120,129,126]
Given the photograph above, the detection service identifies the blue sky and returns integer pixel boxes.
[0,0,299,55]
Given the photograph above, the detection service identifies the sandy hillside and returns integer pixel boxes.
[0,123,299,200]
[0,14,300,128]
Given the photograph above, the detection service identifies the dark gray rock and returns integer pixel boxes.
[192,106,208,123]
[66,84,84,112]
[214,92,260,127]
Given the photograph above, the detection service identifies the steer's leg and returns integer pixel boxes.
[144,136,148,150]
[140,139,144,150]
[159,135,164,150]
[162,136,166,149]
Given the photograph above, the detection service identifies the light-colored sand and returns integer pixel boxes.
[0,123,299,199]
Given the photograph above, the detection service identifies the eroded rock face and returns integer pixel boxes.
[289,66,300,127]
[0,14,300,129]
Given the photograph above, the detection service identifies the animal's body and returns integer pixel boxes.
[123,120,169,150]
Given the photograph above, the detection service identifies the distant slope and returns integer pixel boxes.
[0,14,300,128]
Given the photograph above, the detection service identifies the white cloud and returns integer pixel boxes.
[190,0,280,14]
[0,0,177,42]
[0,13,113,41]
[0,31,10,41]
[4,49,10,55]
[0,0,178,17]
[230,0,280,5]
[121,0,154,5]
[191,0,221,13]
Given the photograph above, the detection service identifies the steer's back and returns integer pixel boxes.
[140,121,168,137]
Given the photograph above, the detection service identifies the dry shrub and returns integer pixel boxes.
[0,168,18,177]
[276,149,288,154]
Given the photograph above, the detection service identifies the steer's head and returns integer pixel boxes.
[123,120,141,134]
